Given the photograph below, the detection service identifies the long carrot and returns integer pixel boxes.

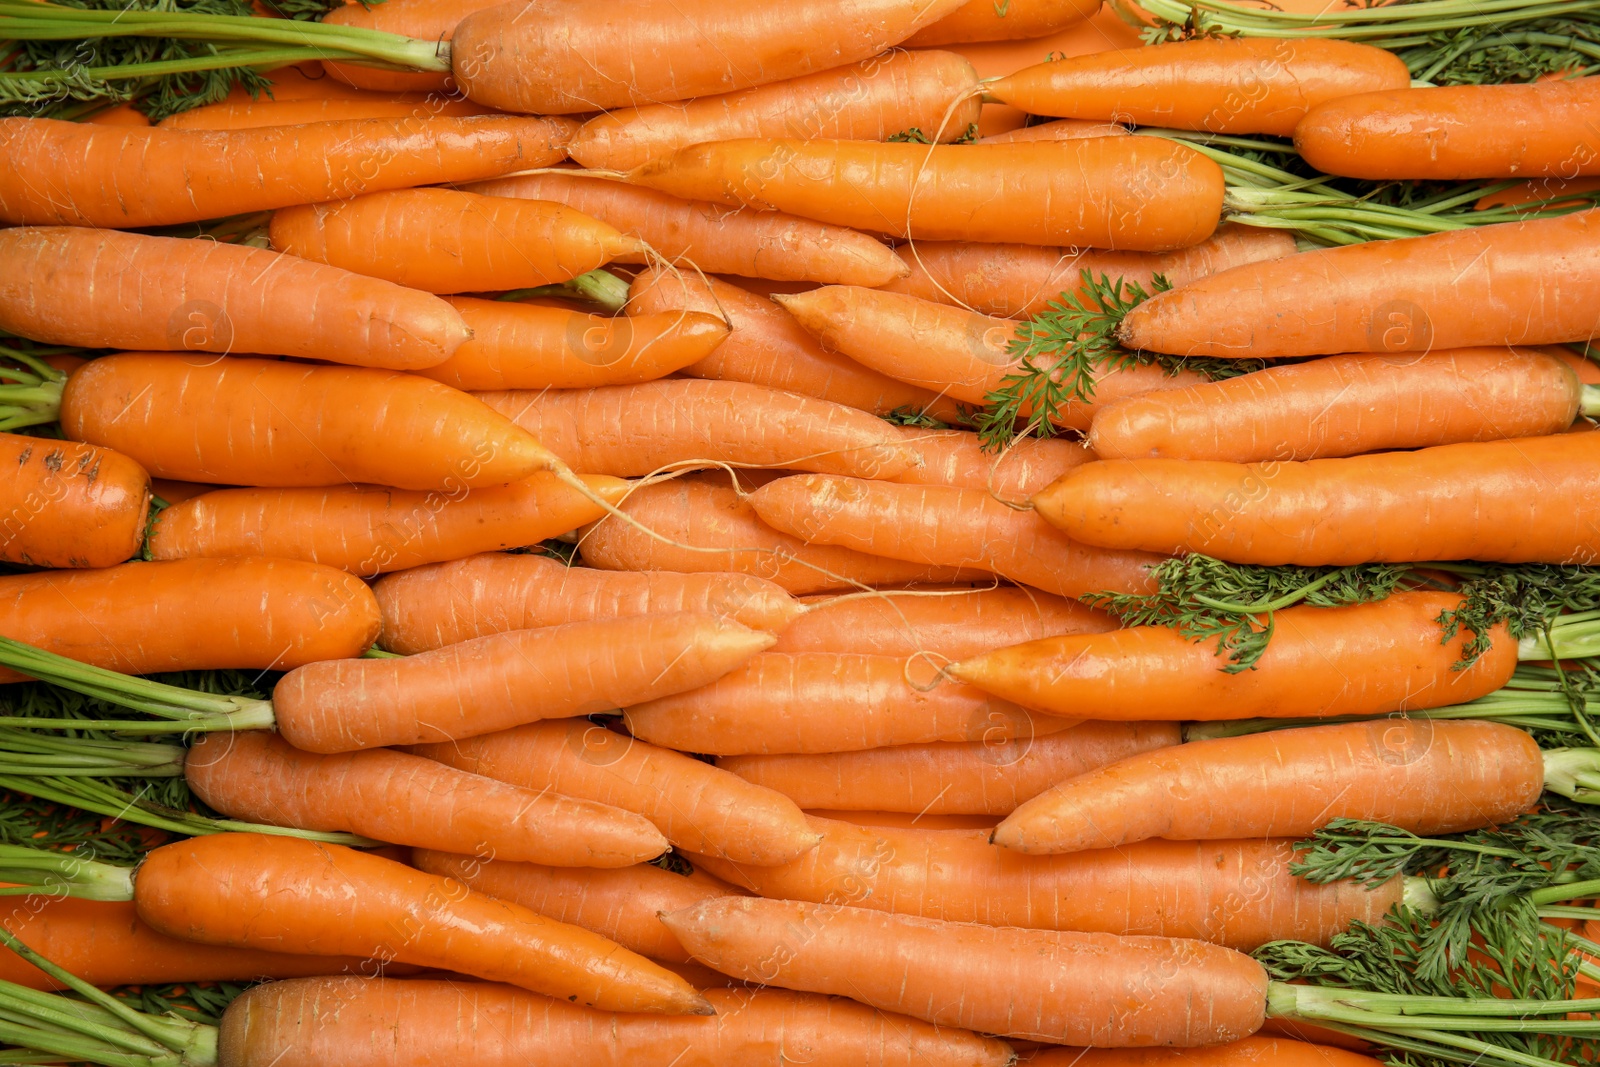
[567,50,982,171]
[1295,78,1600,179]
[0,228,469,370]
[1035,431,1600,564]
[1029,1038,1383,1067]
[320,0,504,92]
[948,591,1519,722]
[661,896,1269,1045]
[717,721,1179,814]
[184,731,669,866]
[992,719,1551,854]
[690,815,1403,950]
[467,172,911,287]
[372,552,800,654]
[906,0,1099,44]
[626,268,962,418]
[749,473,1165,597]
[157,92,492,130]
[418,297,729,390]
[0,115,575,227]
[146,473,627,577]
[623,137,1226,249]
[1087,347,1592,462]
[977,118,1130,143]
[986,38,1410,136]
[59,354,559,491]
[474,379,920,479]
[890,427,1094,497]
[409,718,822,865]
[0,433,150,570]
[413,850,742,962]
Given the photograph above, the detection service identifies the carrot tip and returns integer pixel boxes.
[687,995,718,1016]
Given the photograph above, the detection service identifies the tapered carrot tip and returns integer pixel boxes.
[712,624,780,660]
[769,290,832,331]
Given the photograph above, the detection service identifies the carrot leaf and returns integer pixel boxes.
[1439,564,1600,669]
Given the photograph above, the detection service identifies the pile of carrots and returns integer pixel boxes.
[0,0,1598,1064]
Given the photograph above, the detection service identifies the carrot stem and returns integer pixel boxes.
[0,843,132,901]
[1581,385,1600,417]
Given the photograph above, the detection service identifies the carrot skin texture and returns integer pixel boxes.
[157,93,493,130]
[625,138,1226,250]
[0,434,150,569]
[374,552,800,655]
[185,732,667,866]
[663,896,1269,1045]
[1030,1037,1383,1067]
[273,613,775,753]
[63,354,558,492]
[717,721,1179,815]
[1038,433,1600,565]
[320,0,503,92]
[0,557,378,681]
[218,977,1016,1067]
[1295,78,1600,179]
[693,816,1401,950]
[134,834,710,1014]
[908,0,1098,44]
[1088,347,1584,462]
[0,229,468,371]
[891,428,1094,498]
[949,592,1518,722]
[411,718,822,865]
[147,474,625,576]
[568,50,982,171]
[450,0,970,113]
[1118,211,1600,358]
[995,720,1547,854]
[0,115,574,227]
[977,118,1130,143]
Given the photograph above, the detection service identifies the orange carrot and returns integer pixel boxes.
[147,473,626,577]
[977,117,1129,143]
[273,612,774,753]
[906,0,1099,46]
[811,810,1001,830]
[0,228,468,371]
[718,721,1178,814]
[148,479,215,505]
[0,433,150,569]
[567,50,982,171]
[949,591,1519,722]
[623,137,1226,249]
[467,171,910,287]
[1028,1037,1384,1067]
[890,427,1093,497]
[157,92,492,130]
[410,718,822,865]
[474,379,920,479]
[372,552,800,654]
[320,0,504,92]
[185,731,668,866]
[0,115,574,227]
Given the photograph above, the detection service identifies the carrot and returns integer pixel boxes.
[466,172,910,288]
[0,557,378,681]
[776,285,1208,430]
[273,612,774,753]
[622,137,1226,249]
[0,433,150,569]
[986,38,1410,136]
[412,850,742,962]
[473,380,920,480]
[409,717,822,865]
[890,427,1093,497]
[132,833,711,1013]
[148,479,215,505]
[448,0,971,113]
[626,268,961,418]
[157,92,492,130]
[1028,1037,1384,1067]
[1295,78,1600,179]
[268,188,645,294]
[372,552,800,655]
[621,650,1081,754]
[576,474,974,594]
[320,0,505,92]
[1087,347,1592,462]
[0,228,469,371]
[748,473,1165,598]
[906,0,1100,46]
[813,810,1002,830]
[184,731,668,866]
[59,354,559,491]
[948,591,1518,722]
[977,118,1129,143]
[882,224,1298,318]
[992,719,1549,855]
[717,721,1179,814]
[1034,431,1600,565]
[146,473,627,577]
[1117,210,1600,359]
[0,115,575,228]
[566,50,982,171]
[417,297,729,390]
[660,896,1269,1045]
[218,978,1016,1067]
[689,815,1403,950]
